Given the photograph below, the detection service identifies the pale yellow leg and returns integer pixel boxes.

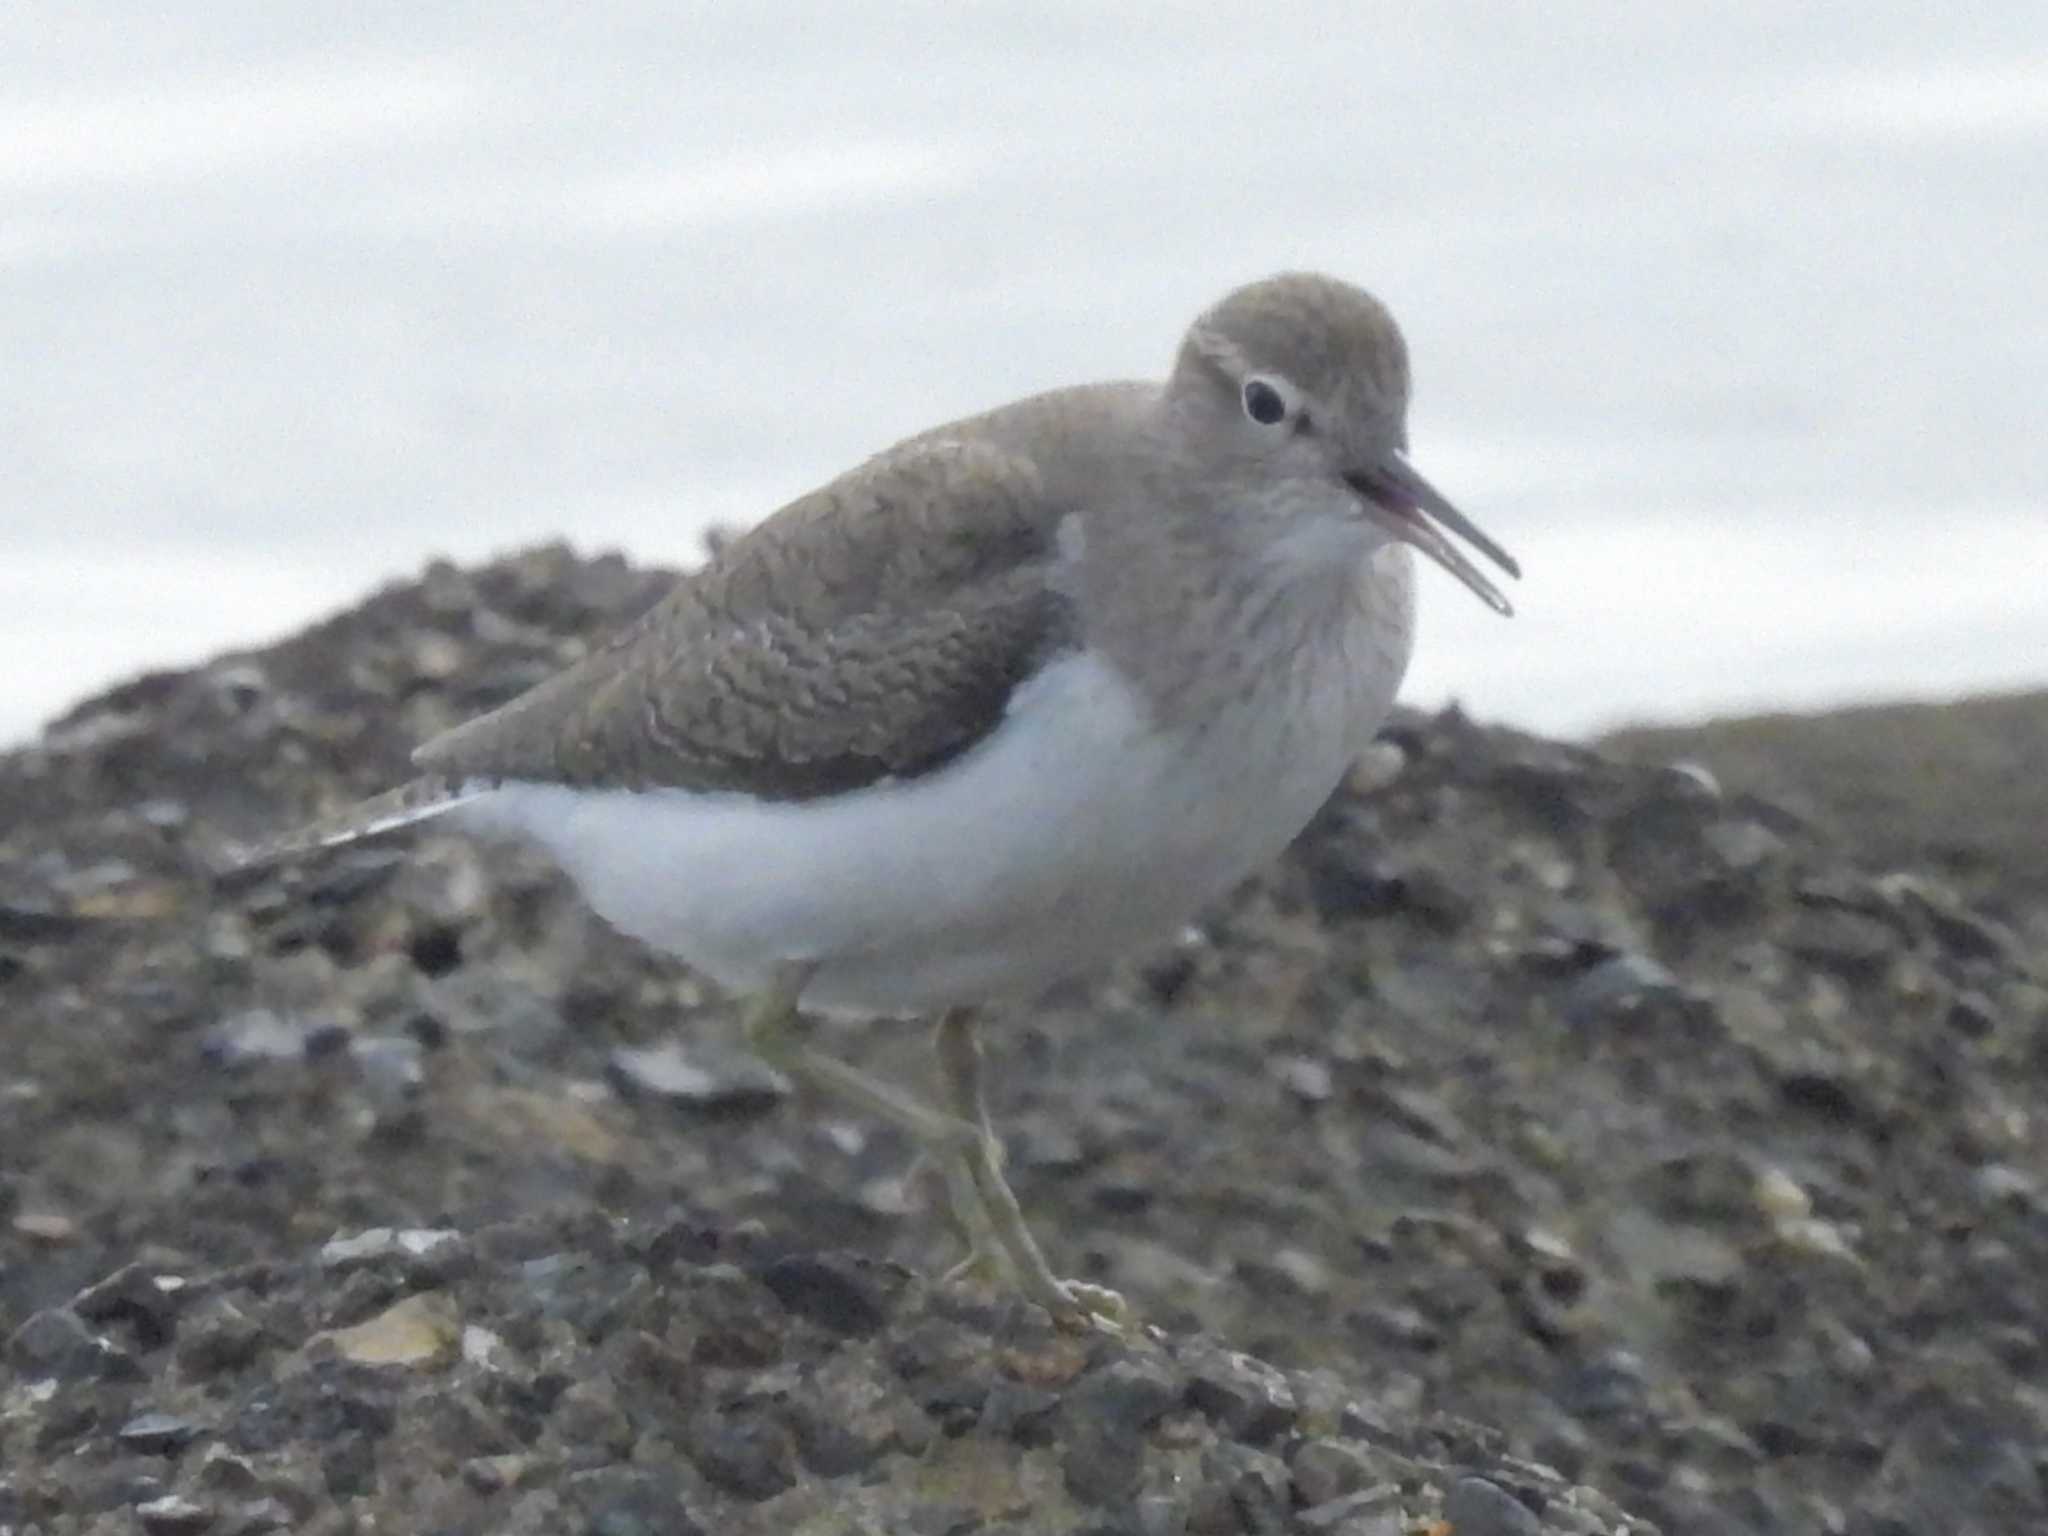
[934,1009,1129,1330]
[742,966,976,1151]
[739,969,1123,1328]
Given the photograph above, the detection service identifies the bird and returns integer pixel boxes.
[245,272,1519,1327]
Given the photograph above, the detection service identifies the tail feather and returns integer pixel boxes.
[227,774,497,868]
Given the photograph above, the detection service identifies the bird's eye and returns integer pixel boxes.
[1241,376,1290,427]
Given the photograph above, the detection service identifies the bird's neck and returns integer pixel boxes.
[1077,495,1380,731]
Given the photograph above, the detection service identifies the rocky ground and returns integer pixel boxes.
[1604,692,2048,930]
[2,546,2043,1535]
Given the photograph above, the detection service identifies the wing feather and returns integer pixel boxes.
[412,438,1077,799]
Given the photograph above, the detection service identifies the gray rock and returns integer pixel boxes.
[606,1040,788,1114]
[681,1405,795,1502]
[73,1260,186,1348]
[1183,1343,1297,1446]
[760,1250,897,1336]
[1442,1476,1543,1536]
[136,1494,214,1534]
[119,1411,210,1455]
[6,1306,138,1381]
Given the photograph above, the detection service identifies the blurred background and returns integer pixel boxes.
[4,1,2044,747]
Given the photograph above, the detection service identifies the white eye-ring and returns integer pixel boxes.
[1241,374,1293,428]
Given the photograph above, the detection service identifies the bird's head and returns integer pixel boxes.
[1170,271,1519,615]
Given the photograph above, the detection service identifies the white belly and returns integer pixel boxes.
[455,563,1411,1015]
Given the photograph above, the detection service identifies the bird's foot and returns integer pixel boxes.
[1044,1277,1132,1333]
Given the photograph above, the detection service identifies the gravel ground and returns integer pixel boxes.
[3,547,2043,1535]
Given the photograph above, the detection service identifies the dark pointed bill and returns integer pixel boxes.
[1347,454,1520,617]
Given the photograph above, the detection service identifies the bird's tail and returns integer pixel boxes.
[226,774,497,868]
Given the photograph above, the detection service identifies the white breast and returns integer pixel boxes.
[456,547,1416,1016]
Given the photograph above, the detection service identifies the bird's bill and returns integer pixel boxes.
[1348,454,1520,617]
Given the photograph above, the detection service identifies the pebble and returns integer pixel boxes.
[319,1226,463,1271]
[1298,1488,1403,1535]
[681,1405,796,1502]
[351,1033,426,1104]
[6,1306,138,1381]
[1289,1439,1388,1507]
[201,1009,312,1068]
[119,1411,210,1454]
[1271,1053,1334,1104]
[760,1251,895,1337]
[1183,1343,1298,1446]
[175,1295,265,1378]
[1751,1165,1813,1221]
[1563,952,1682,1020]
[11,1209,77,1242]
[73,1260,187,1349]
[605,1040,788,1114]
[320,1292,460,1368]
[1441,1475,1543,1536]
[136,1494,214,1535]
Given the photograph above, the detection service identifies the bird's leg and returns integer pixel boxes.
[934,1155,1006,1290]
[930,1009,1009,1290]
[741,964,979,1154]
[933,1009,1130,1330]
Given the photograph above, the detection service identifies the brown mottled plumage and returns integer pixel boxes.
[416,439,1075,799]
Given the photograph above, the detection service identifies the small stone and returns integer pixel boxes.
[1267,1246,1333,1298]
[1187,1444,1291,1534]
[6,1305,138,1381]
[550,1379,634,1461]
[200,1009,310,1068]
[1441,1475,1542,1536]
[1973,1164,2041,1208]
[176,1296,265,1378]
[561,1465,707,1536]
[1062,1418,1145,1506]
[1070,1357,1184,1437]
[73,1260,186,1348]
[978,1382,1060,1445]
[1752,1166,1812,1221]
[1348,1303,1440,1353]
[119,1411,209,1454]
[1298,1486,1403,1534]
[685,1406,796,1502]
[193,1446,261,1493]
[1135,1493,1191,1536]
[1349,740,1407,794]
[0,892,84,942]
[319,1226,463,1273]
[461,1324,514,1371]
[12,1210,76,1242]
[1947,991,2002,1039]
[218,1497,294,1535]
[321,1292,459,1368]
[1184,1344,1298,1445]
[607,1040,787,1114]
[461,1453,536,1493]
[1271,1054,1334,1104]
[136,1494,213,1534]
[1782,907,1897,978]
[1663,759,1722,798]
[351,1033,426,1105]
[1556,1350,1651,1424]
[1703,817,1781,871]
[1290,1440,1388,1507]
[408,631,468,681]
[761,1251,894,1336]
[1774,1215,1858,1261]
[1388,861,1474,931]
[1563,952,1680,1020]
